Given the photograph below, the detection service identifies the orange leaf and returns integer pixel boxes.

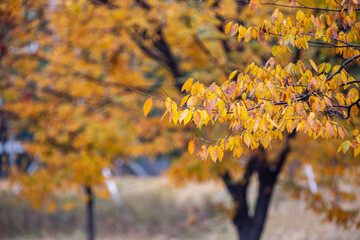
[188,139,196,156]
[199,145,207,160]
[143,98,152,117]
[338,126,346,139]
[326,122,334,137]
[193,111,201,127]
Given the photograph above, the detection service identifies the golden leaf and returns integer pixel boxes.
[188,139,196,156]
[182,78,193,92]
[143,98,153,117]
[243,133,251,147]
[225,21,232,35]
[184,110,193,126]
[216,146,224,162]
[354,129,359,136]
[240,106,248,122]
[193,111,201,127]
[309,59,318,73]
[209,146,218,162]
[229,70,238,80]
[179,109,189,123]
[355,148,360,157]
[266,114,279,129]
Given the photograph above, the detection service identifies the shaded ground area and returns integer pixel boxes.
[1,177,359,240]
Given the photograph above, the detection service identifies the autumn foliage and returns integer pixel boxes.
[153,1,360,162]
[0,0,272,207]
[2,0,360,239]
[144,0,360,235]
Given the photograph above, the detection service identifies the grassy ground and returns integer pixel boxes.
[1,177,359,240]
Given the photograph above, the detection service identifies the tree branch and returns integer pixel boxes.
[261,2,360,12]
[326,53,360,81]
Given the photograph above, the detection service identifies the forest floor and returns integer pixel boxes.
[1,177,360,240]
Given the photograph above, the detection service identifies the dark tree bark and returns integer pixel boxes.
[85,185,95,240]
[222,133,294,240]
[131,1,185,92]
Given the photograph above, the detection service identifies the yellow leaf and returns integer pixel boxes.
[271,8,279,22]
[272,46,278,56]
[191,81,200,95]
[188,139,196,156]
[180,95,190,107]
[253,118,260,132]
[184,110,193,126]
[179,109,188,123]
[266,114,279,129]
[341,70,348,84]
[216,146,224,162]
[337,145,343,153]
[209,146,218,162]
[225,21,232,35]
[355,148,360,157]
[235,146,243,158]
[193,111,201,127]
[187,96,196,107]
[143,98,152,117]
[309,59,318,72]
[165,97,172,111]
[354,129,359,136]
[172,109,179,124]
[182,78,193,92]
[315,29,323,39]
[228,136,235,150]
[240,106,248,122]
[295,103,304,116]
[229,70,238,80]
[243,133,251,147]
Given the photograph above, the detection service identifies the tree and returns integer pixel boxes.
[0,0,277,239]
[146,0,360,239]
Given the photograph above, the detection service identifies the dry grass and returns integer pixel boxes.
[1,177,360,240]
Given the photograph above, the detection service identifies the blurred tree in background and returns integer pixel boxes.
[0,0,275,239]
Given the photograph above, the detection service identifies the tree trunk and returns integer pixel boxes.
[85,185,95,240]
[222,134,294,240]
